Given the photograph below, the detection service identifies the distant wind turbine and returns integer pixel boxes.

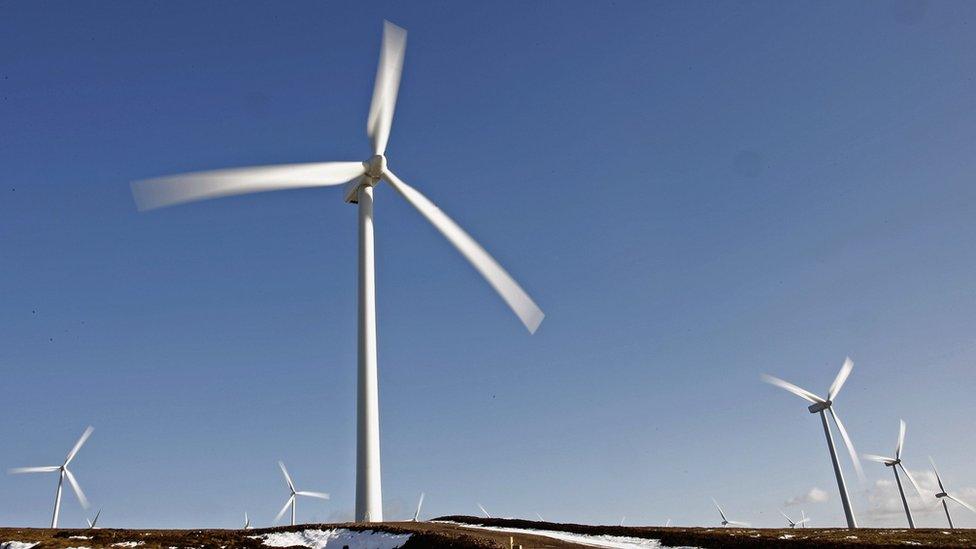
[930,457,976,529]
[712,499,749,528]
[779,510,809,529]
[412,493,424,522]
[8,426,94,528]
[130,20,544,524]
[274,461,329,526]
[800,510,808,528]
[477,504,491,519]
[86,509,101,530]
[665,518,671,527]
[618,516,625,526]
[244,512,251,530]
[863,419,923,528]
[762,357,863,529]
[535,513,545,522]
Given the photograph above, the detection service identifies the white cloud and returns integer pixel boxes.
[785,487,830,506]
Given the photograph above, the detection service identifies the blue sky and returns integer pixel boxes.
[3,0,976,530]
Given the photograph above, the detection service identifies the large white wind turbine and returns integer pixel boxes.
[8,426,94,528]
[712,499,749,528]
[863,419,923,528]
[929,457,976,529]
[130,20,544,523]
[762,357,863,529]
[274,461,330,527]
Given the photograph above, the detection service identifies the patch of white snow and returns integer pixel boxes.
[258,529,411,549]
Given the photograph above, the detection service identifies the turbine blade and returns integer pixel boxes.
[275,495,295,523]
[477,503,491,518]
[760,374,824,404]
[64,468,89,508]
[383,169,545,333]
[779,510,793,522]
[367,21,407,156]
[827,357,854,401]
[898,464,924,498]
[278,461,296,493]
[929,457,947,492]
[91,509,100,528]
[945,494,976,513]
[86,519,93,528]
[862,454,896,464]
[829,407,864,480]
[712,499,727,522]
[896,419,906,460]
[65,426,94,465]
[8,466,60,474]
[414,493,425,521]
[296,490,330,500]
[131,162,366,211]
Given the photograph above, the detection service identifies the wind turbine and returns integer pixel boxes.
[477,504,492,519]
[929,457,976,529]
[665,518,671,527]
[274,461,330,527]
[535,513,545,522]
[779,510,809,529]
[712,499,748,528]
[762,357,863,529]
[863,419,923,528]
[412,493,424,522]
[800,510,808,528]
[130,20,544,524]
[8,426,94,528]
[86,509,101,530]
[244,512,251,530]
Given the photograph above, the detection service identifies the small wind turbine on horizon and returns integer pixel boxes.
[712,499,748,528]
[762,357,863,529]
[274,461,330,527]
[477,504,491,519]
[863,419,923,529]
[130,20,544,524]
[86,509,101,530]
[8,426,94,528]
[412,493,425,522]
[244,512,252,530]
[929,457,976,529]
[779,510,809,529]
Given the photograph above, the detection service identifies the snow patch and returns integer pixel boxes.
[111,543,145,548]
[69,536,92,540]
[256,529,411,549]
[1,543,38,549]
[438,522,698,549]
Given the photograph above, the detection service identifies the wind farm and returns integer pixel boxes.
[4,2,976,548]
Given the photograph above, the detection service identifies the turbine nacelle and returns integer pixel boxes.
[344,155,387,204]
[936,492,948,499]
[807,400,832,414]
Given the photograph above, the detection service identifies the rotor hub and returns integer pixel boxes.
[807,400,831,413]
[365,155,386,180]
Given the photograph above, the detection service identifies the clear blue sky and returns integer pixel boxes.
[3,0,976,530]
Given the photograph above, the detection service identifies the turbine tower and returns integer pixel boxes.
[863,419,923,528]
[929,457,976,529]
[8,426,94,528]
[712,499,748,527]
[130,20,544,523]
[762,357,863,529]
[274,461,330,526]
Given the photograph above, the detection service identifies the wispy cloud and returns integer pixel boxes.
[861,468,976,521]
[785,487,829,507]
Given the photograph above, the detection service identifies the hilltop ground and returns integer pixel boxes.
[2,516,975,548]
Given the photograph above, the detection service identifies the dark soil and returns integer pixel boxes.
[3,517,975,548]
[438,515,976,548]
